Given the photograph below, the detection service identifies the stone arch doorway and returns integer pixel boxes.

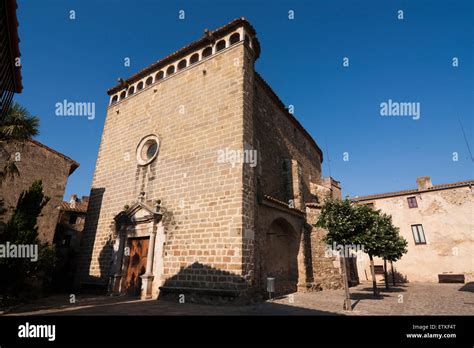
[264,218,300,295]
[122,237,149,296]
[110,200,163,299]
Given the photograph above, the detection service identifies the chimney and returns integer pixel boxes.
[69,194,77,203]
[81,196,90,206]
[416,176,433,191]
[69,194,78,208]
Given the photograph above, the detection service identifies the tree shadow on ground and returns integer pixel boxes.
[349,292,388,302]
[348,284,408,310]
[349,286,405,310]
[458,282,474,293]
[387,270,409,283]
[359,286,407,294]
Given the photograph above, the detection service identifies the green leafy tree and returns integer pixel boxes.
[316,198,366,245]
[357,206,408,296]
[316,198,409,302]
[379,217,408,287]
[0,180,56,304]
[0,102,40,181]
[315,198,365,310]
[3,181,50,244]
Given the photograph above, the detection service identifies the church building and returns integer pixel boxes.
[76,18,346,301]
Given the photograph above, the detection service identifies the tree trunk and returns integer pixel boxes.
[340,256,352,311]
[390,260,395,286]
[369,254,378,297]
[383,258,389,289]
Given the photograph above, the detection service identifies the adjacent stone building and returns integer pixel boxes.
[353,177,473,283]
[0,139,79,243]
[54,194,89,250]
[76,18,345,301]
[52,194,89,290]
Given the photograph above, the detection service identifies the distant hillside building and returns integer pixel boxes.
[0,139,79,244]
[354,177,473,283]
[76,18,348,301]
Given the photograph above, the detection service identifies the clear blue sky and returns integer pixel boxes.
[15,0,473,199]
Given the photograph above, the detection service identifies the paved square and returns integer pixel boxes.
[4,282,473,316]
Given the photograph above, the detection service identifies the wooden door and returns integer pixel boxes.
[123,237,149,296]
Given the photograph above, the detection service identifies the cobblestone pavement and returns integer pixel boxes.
[4,282,473,316]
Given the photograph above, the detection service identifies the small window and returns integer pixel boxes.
[190,53,199,64]
[69,214,78,225]
[245,35,250,45]
[146,142,158,159]
[137,81,144,91]
[407,196,418,208]
[128,86,135,96]
[166,65,175,76]
[216,40,226,52]
[146,76,153,85]
[120,91,126,100]
[411,224,426,245]
[229,33,240,45]
[365,203,374,209]
[178,59,187,70]
[156,71,164,81]
[136,135,160,166]
[110,95,118,105]
[202,47,212,58]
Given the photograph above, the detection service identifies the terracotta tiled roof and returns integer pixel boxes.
[353,180,474,202]
[305,202,322,209]
[107,17,260,95]
[29,139,79,175]
[59,200,88,213]
[262,194,306,215]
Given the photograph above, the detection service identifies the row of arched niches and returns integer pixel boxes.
[110,29,255,106]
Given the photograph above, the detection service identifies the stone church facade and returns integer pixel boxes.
[76,18,346,301]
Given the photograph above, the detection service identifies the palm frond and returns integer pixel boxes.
[0,102,40,143]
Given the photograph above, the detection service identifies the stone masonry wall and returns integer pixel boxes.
[356,185,474,283]
[240,41,257,293]
[247,75,325,294]
[0,141,75,244]
[76,41,249,292]
[251,77,323,204]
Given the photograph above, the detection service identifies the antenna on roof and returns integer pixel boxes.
[458,117,473,162]
[325,137,332,178]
